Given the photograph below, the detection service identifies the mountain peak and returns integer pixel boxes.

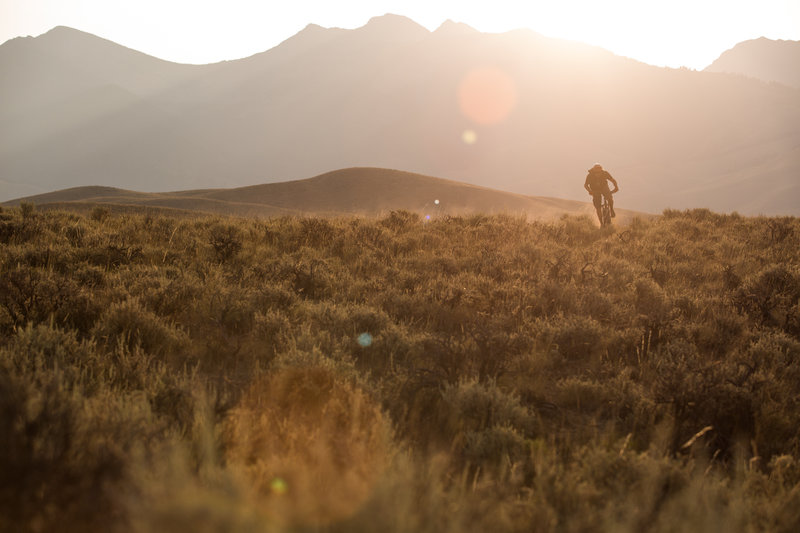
[45,25,84,35]
[39,25,108,44]
[291,22,337,41]
[0,25,145,64]
[705,37,800,87]
[362,14,429,35]
[33,25,153,59]
[302,23,324,31]
[434,19,479,35]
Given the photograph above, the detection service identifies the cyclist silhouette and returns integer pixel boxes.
[584,164,619,224]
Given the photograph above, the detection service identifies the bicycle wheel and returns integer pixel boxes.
[601,201,612,227]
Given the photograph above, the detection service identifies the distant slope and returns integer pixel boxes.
[1,167,646,223]
[2,17,798,215]
[0,26,211,115]
[704,37,800,88]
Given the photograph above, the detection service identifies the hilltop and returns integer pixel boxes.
[1,167,647,222]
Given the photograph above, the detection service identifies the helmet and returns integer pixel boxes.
[590,163,603,171]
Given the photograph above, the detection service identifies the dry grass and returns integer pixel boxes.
[0,205,798,532]
[224,366,390,526]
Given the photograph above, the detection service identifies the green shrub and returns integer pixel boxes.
[92,298,188,357]
[380,209,421,232]
[442,379,536,474]
[0,355,157,532]
[538,315,607,363]
[0,211,40,244]
[0,265,102,336]
[207,222,242,262]
[735,265,800,332]
[90,206,111,222]
[19,201,35,219]
[1,323,97,391]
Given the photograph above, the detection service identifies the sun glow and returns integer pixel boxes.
[2,1,797,69]
[457,67,518,125]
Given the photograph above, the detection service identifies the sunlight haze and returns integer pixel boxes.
[2,1,800,530]
[1,0,798,69]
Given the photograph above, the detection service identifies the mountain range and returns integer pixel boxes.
[1,15,798,215]
[704,37,800,89]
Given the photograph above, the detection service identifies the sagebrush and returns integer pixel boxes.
[1,206,799,532]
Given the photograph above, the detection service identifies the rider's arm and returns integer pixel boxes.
[584,175,592,195]
[608,175,619,194]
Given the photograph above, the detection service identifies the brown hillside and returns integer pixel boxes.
[2,167,646,223]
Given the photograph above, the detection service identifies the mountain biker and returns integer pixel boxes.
[584,163,619,224]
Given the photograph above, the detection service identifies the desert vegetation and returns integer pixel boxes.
[1,204,799,532]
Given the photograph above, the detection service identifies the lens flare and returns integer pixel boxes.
[458,67,518,125]
[462,129,477,144]
[270,477,288,495]
[224,367,389,526]
[434,199,440,205]
[357,332,373,347]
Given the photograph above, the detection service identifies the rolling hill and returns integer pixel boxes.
[1,16,798,215]
[0,167,645,223]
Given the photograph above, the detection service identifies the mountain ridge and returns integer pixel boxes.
[1,16,798,215]
[704,37,800,88]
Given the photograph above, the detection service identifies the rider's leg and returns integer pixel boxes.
[605,192,616,217]
[593,194,603,224]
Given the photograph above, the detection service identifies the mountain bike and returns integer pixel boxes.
[600,196,613,228]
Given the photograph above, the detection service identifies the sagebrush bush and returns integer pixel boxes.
[92,298,188,357]
[0,206,798,532]
[441,379,536,475]
[223,365,390,526]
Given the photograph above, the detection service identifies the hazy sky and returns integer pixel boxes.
[1,0,798,69]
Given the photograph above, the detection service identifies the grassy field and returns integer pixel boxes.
[1,203,798,532]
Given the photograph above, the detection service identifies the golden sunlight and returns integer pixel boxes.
[457,67,518,125]
[224,366,389,526]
